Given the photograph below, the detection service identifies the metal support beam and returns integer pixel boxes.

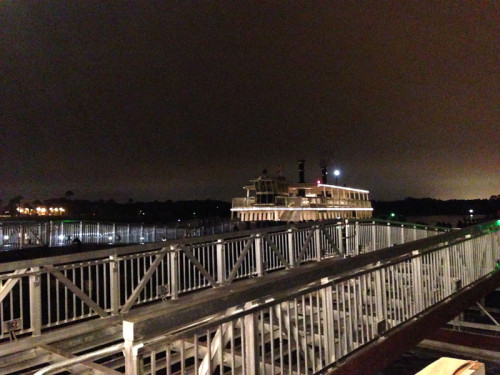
[29,267,42,336]
[296,229,315,265]
[475,302,500,326]
[263,234,291,269]
[45,266,109,318]
[227,237,255,283]
[0,269,27,303]
[216,239,226,284]
[109,255,120,314]
[120,249,167,313]
[244,305,259,374]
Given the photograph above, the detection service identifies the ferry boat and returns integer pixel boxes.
[231,161,373,222]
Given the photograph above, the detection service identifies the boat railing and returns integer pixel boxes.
[233,196,372,209]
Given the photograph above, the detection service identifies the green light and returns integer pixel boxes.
[390,212,396,218]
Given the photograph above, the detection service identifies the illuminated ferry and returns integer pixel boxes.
[231,160,373,222]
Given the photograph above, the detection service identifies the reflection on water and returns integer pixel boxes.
[378,347,500,375]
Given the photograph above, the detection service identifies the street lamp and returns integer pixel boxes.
[334,169,340,185]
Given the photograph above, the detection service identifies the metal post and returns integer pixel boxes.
[19,225,24,249]
[372,221,377,251]
[110,255,120,314]
[170,248,179,299]
[337,225,344,256]
[244,307,259,374]
[49,221,53,247]
[314,226,322,261]
[216,239,226,285]
[443,246,452,297]
[345,224,350,255]
[288,228,296,267]
[123,339,144,375]
[96,222,100,244]
[127,224,130,244]
[255,234,264,276]
[375,268,387,335]
[320,282,335,362]
[386,222,391,247]
[112,224,116,244]
[411,254,424,313]
[79,222,83,242]
[354,222,360,255]
[30,267,42,336]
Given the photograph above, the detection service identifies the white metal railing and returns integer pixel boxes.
[0,220,236,250]
[231,196,372,209]
[0,220,445,342]
[31,220,499,375]
[117,221,500,374]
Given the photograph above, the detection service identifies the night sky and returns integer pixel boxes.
[2,2,499,204]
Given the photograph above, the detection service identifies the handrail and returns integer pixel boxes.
[33,342,125,375]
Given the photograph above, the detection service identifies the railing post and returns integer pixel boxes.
[110,255,121,314]
[96,222,100,244]
[400,224,405,245]
[314,225,322,260]
[371,221,377,251]
[216,239,226,284]
[19,225,24,249]
[29,267,42,336]
[255,234,264,276]
[320,281,335,362]
[442,245,453,297]
[79,221,83,242]
[123,339,144,375]
[244,305,259,374]
[337,225,344,256]
[354,221,360,255]
[345,223,350,255]
[287,227,296,267]
[112,224,116,244]
[49,221,54,247]
[411,252,424,313]
[127,224,131,244]
[170,247,179,299]
[375,268,387,335]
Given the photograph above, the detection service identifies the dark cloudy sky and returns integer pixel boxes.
[2,1,499,203]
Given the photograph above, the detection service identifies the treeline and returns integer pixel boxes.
[15,198,232,224]
[372,197,500,218]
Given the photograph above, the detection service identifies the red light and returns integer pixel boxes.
[316,179,321,185]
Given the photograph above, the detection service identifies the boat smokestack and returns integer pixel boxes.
[298,160,305,183]
[320,160,327,184]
